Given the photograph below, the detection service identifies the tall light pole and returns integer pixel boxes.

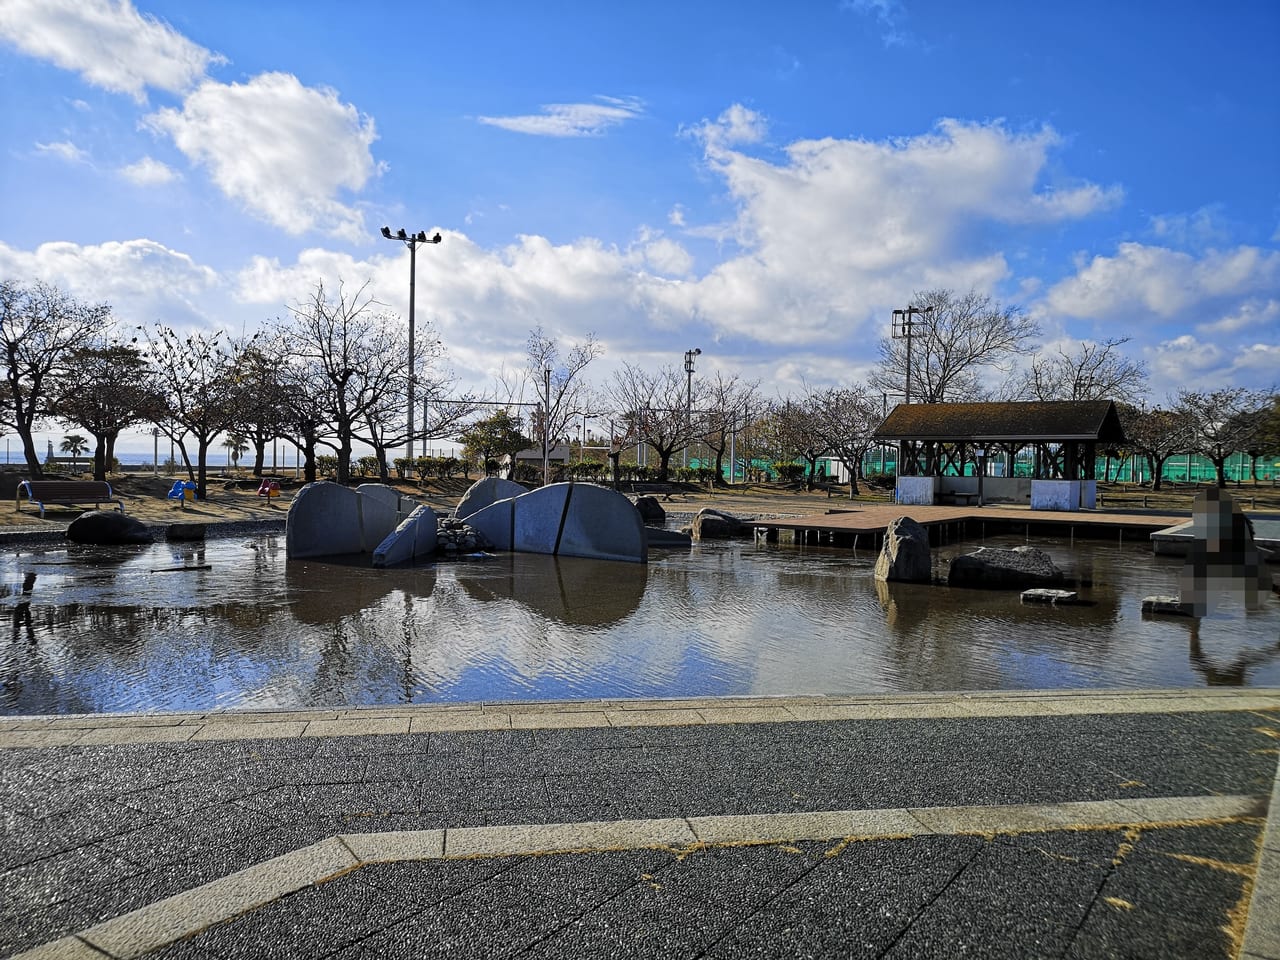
[542,363,552,485]
[381,226,442,467]
[891,306,931,404]
[683,347,701,469]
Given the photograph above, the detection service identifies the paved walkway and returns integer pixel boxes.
[2,689,1279,960]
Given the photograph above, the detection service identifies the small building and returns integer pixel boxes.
[873,400,1127,511]
[502,443,573,478]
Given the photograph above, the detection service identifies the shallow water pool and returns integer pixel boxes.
[1,532,1277,715]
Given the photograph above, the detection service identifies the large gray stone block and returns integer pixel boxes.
[874,516,931,582]
[455,476,526,520]
[948,545,1065,589]
[465,482,646,563]
[372,505,439,567]
[286,482,415,559]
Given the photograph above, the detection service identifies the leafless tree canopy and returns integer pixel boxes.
[606,361,709,480]
[1176,387,1272,487]
[872,288,1040,403]
[806,384,881,496]
[1009,337,1148,404]
[0,280,108,477]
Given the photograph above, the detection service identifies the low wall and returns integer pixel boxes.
[895,476,939,505]
[1031,479,1099,511]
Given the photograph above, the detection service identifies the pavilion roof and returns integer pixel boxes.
[873,400,1126,444]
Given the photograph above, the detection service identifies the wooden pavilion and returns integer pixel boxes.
[873,400,1127,511]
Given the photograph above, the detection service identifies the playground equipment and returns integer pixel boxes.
[257,479,282,498]
[167,480,196,507]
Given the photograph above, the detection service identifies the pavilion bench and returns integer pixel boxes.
[15,480,125,519]
[939,491,981,506]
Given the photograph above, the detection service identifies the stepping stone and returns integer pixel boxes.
[1021,588,1079,605]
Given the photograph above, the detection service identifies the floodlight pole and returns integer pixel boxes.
[891,306,930,404]
[683,347,700,469]
[381,226,442,467]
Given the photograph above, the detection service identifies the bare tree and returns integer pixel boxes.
[228,333,294,478]
[50,338,161,481]
[699,371,761,485]
[1176,387,1270,488]
[1009,337,1148,404]
[1247,393,1280,483]
[525,325,603,450]
[1119,404,1194,491]
[807,384,881,498]
[0,281,106,477]
[140,325,245,499]
[765,396,831,489]
[283,281,401,485]
[607,362,708,481]
[871,288,1040,403]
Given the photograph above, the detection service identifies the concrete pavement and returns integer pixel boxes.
[2,689,1278,959]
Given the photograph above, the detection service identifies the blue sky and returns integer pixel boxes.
[1,0,1277,454]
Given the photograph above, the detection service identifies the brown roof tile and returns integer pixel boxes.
[873,400,1126,444]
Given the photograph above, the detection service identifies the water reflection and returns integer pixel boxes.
[0,532,1277,715]
[456,553,647,626]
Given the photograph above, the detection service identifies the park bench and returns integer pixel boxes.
[15,480,125,519]
[939,491,981,506]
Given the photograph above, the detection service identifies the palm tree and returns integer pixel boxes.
[59,433,88,467]
[222,432,248,473]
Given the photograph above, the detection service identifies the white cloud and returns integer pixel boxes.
[0,0,223,101]
[1229,342,1280,379]
[145,72,379,240]
[477,95,643,137]
[1197,299,1280,337]
[0,238,220,329]
[1046,242,1280,319]
[665,116,1119,343]
[1148,205,1231,249]
[640,238,694,277]
[689,103,768,148]
[35,140,89,163]
[118,156,179,185]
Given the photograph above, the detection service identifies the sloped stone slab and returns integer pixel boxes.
[372,505,439,567]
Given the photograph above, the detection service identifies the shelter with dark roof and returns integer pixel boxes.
[872,400,1127,511]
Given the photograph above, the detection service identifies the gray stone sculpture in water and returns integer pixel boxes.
[286,481,416,559]
[372,504,439,567]
[1178,486,1271,616]
[455,476,526,521]
[465,482,647,563]
[948,545,1065,590]
[874,516,931,582]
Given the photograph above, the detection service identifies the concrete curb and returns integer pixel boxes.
[4,688,1277,749]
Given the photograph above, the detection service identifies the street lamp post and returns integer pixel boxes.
[152,427,160,477]
[683,348,700,469]
[381,226,442,467]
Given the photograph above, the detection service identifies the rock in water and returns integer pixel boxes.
[874,516,931,582]
[634,496,666,523]
[948,545,1064,590]
[67,510,154,545]
[690,508,752,540]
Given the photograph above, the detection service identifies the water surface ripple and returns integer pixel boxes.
[1,533,1276,715]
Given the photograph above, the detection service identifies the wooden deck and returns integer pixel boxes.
[751,503,1186,547]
